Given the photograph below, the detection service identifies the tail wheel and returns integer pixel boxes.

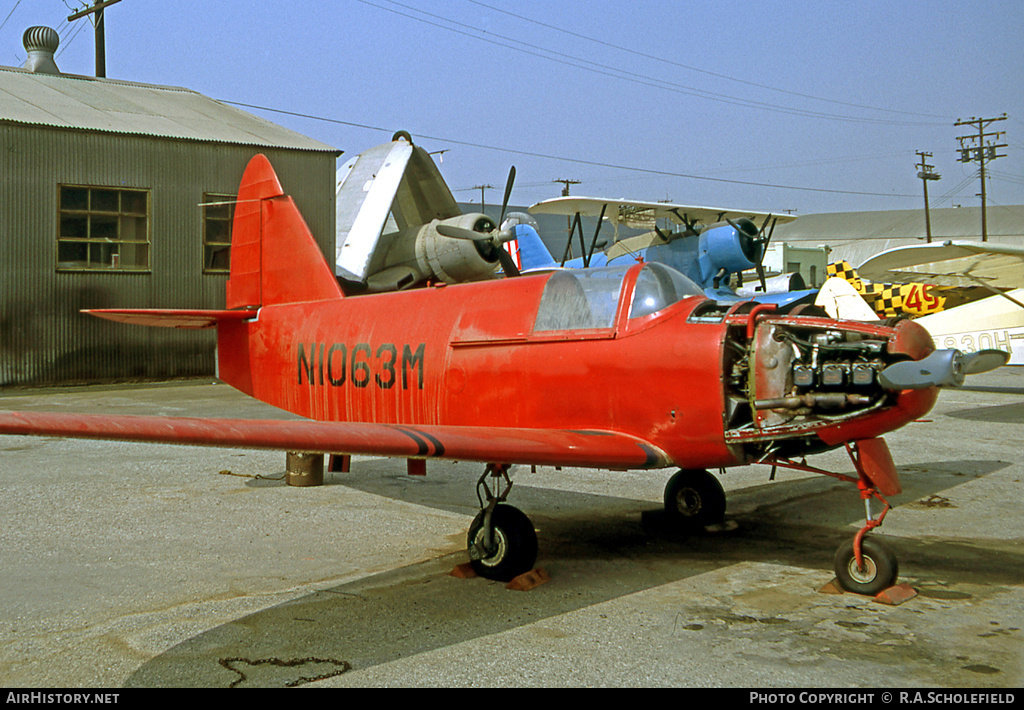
[467,504,537,582]
[834,537,899,595]
[663,468,726,530]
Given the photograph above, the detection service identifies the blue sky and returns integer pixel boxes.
[3,0,1023,215]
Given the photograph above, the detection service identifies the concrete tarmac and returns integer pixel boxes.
[0,370,1020,688]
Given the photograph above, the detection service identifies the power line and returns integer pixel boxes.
[356,0,946,127]
[0,1,22,35]
[465,0,953,124]
[222,98,919,199]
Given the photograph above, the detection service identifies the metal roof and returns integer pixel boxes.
[0,66,340,153]
[774,205,1024,242]
[773,205,1024,266]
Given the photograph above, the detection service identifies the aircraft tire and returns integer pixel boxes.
[467,504,538,582]
[663,468,726,531]
[834,537,899,596]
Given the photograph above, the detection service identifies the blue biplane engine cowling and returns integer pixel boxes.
[696,219,762,287]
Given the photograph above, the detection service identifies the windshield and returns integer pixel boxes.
[629,263,702,319]
[534,266,631,331]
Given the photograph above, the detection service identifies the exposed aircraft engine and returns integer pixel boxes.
[336,133,523,293]
[357,213,513,292]
[711,310,952,461]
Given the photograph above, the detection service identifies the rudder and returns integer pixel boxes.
[226,154,343,310]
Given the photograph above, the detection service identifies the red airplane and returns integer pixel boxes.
[0,155,1001,594]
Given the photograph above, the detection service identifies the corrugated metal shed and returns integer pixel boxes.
[0,65,334,151]
[0,63,340,387]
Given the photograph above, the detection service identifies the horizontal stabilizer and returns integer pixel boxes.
[0,411,671,471]
[84,308,258,329]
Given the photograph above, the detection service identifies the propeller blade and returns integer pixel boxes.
[963,349,1010,375]
[762,217,776,251]
[499,166,516,226]
[879,349,965,390]
[436,224,490,241]
[496,245,521,278]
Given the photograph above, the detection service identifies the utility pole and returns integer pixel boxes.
[471,184,494,211]
[67,0,122,78]
[955,114,1007,242]
[915,151,941,243]
[553,178,580,197]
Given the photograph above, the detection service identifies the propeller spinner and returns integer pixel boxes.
[726,215,775,293]
[436,166,521,277]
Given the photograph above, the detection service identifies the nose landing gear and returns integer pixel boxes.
[766,438,903,596]
[834,536,898,596]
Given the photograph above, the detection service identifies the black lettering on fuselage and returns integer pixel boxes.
[297,342,425,390]
[377,344,397,389]
[402,343,425,390]
[351,343,371,388]
[326,343,347,386]
[298,343,315,385]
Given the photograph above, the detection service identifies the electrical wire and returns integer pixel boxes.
[356,0,947,127]
[222,98,919,199]
[0,1,22,34]
[465,0,954,123]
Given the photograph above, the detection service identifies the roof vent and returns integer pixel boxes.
[23,26,60,74]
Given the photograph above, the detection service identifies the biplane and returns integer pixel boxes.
[524,195,815,306]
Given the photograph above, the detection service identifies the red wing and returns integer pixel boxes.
[0,411,670,471]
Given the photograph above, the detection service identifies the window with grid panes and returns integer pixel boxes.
[203,193,235,273]
[57,185,150,271]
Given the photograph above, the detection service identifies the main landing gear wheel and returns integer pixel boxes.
[663,468,726,531]
[467,504,538,582]
[834,537,899,596]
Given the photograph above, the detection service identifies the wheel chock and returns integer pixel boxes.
[818,578,845,595]
[874,583,917,606]
[449,562,477,579]
[448,564,551,589]
[506,568,551,591]
[818,578,918,605]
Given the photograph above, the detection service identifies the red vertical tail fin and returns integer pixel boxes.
[86,155,341,397]
[226,154,342,309]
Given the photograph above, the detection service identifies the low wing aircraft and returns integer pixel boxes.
[824,260,981,318]
[525,196,815,307]
[0,155,1003,594]
[333,132,522,293]
[825,244,1024,365]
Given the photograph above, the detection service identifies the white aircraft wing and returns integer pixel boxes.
[335,136,461,284]
[857,242,1024,290]
[335,139,414,282]
[528,196,797,231]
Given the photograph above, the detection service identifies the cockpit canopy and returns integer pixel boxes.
[534,263,701,332]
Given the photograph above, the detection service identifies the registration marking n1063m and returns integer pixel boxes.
[297,342,425,390]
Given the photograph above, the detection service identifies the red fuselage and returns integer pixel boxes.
[218,262,938,472]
